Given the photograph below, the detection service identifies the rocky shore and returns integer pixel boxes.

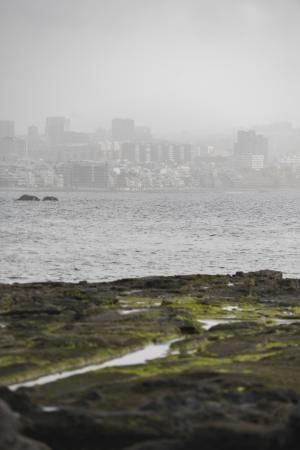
[1,270,300,450]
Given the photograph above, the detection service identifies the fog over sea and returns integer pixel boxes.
[1,190,300,284]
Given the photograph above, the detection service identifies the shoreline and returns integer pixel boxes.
[1,186,300,193]
[2,268,300,286]
[1,270,300,450]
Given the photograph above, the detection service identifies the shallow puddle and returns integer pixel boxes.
[198,319,237,330]
[10,338,181,391]
[222,305,242,312]
[41,406,59,412]
[117,309,148,315]
[272,319,300,325]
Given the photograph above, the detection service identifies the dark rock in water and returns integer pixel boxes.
[0,400,50,450]
[42,196,58,202]
[16,194,40,201]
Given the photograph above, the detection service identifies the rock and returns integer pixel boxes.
[0,400,50,450]
[42,196,58,202]
[125,439,183,450]
[0,386,36,414]
[177,320,199,335]
[16,194,40,201]
[1,272,300,450]
[178,323,199,334]
[284,402,300,450]
[27,408,155,450]
[183,421,279,450]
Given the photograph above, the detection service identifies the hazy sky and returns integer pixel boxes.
[0,0,299,135]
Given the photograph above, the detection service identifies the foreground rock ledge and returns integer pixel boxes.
[1,270,300,450]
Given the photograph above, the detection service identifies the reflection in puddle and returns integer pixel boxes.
[118,309,148,315]
[10,338,181,391]
[41,406,59,413]
[198,319,237,330]
[222,305,242,312]
[273,319,300,326]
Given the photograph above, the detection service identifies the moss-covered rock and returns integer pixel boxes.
[0,270,300,450]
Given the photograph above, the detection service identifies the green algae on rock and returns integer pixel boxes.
[1,270,300,450]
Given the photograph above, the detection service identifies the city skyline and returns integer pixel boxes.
[0,115,299,140]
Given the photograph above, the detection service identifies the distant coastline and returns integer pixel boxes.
[1,186,300,193]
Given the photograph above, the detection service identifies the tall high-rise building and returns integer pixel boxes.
[0,121,14,140]
[121,142,138,162]
[234,130,268,170]
[28,125,39,141]
[0,121,15,161]
[134,126,152,142]
[254,122,300,159]
[27,125,40,156]
[45,117,67,146]
[112,118,135,141]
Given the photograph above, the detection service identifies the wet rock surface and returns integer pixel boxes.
[1,270,300,449]
[0,399,49,450]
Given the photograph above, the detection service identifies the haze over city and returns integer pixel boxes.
[1,0,300,135]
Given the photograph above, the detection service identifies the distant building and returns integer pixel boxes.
[173,144,193,163]
[0,138,26,161]
[0,121,14,140]
[58,162,109,188]
[63,131,90,145]
[112,118,135,141]
[27,125,40,156]
[46,117,67,146]
[138,144,151,163]
[121,142,138,162]
[60,143,105,162]
[238,153,265,171]
[280,154,300,166]
[160,143,173,163]
[184,144,193,162]
[28,125,39,140]
[172,145,183,163]
[254,122,300,159]
[134,126,152,142]
[234,130,268,170]
[0,120,25,161]
[94,127,109,142]
[0,162,17,186]
[149,144,161,163]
